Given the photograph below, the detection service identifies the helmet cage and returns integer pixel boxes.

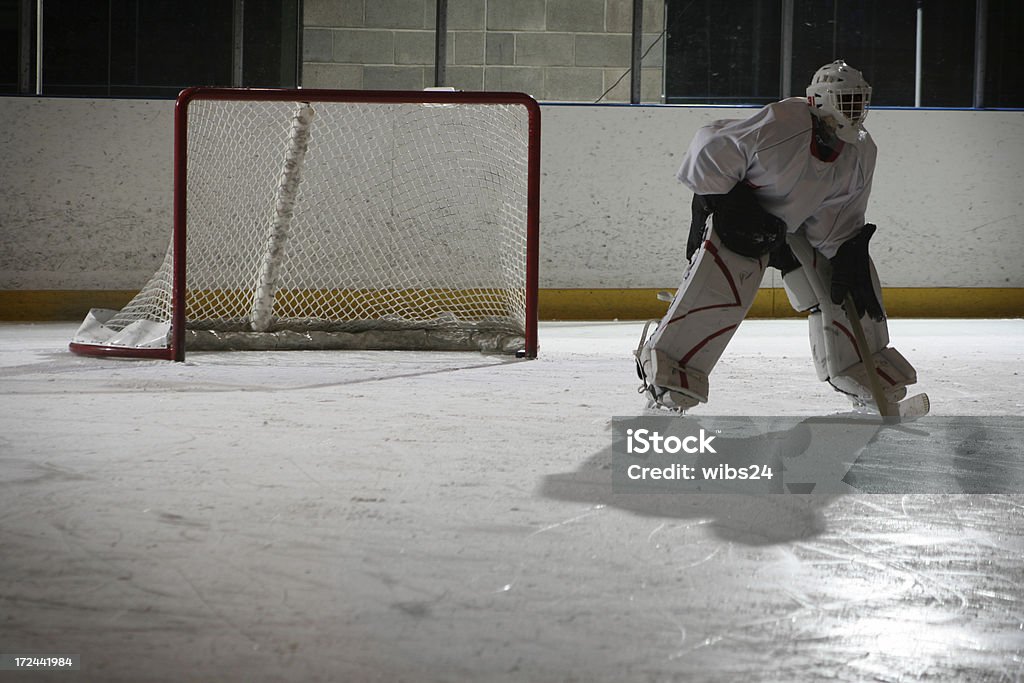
[835,88,871,127]
[806,60,872,142]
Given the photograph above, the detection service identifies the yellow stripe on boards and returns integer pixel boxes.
[536,288,1024,321]
[1,288,1021,322]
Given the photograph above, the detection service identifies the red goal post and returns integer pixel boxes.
[69,87,541,361]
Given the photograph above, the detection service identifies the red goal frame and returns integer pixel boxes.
[69,87,541,361]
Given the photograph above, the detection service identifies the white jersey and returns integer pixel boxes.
[676,97,877,258]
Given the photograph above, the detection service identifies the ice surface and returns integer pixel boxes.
[0,319,1022,682]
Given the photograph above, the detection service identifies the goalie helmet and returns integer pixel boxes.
[806,60,872,143]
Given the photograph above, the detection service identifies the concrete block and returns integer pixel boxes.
[332,29,395,64]
[599,66,663,102]
[485,33,515,65]
[605,0,631,32]
[447,0,485,29]
[515,33,574,67]
[642,66,664,102]
[599,67,631,102]
[395,30,451,65]
[365,0,429,29]
[446,65,484,90]
[363,65,427,89]
[421,0,484,32]
[302,63,364,89]
[547,0,605,32]
[544,67,604,102]
[645,1,665,33]
[487,0,546,31]
[303,29,334,62]
[454,31,485,65]
[575,33,630,67]
[641,32,664,68]
[483,66,545,97]
[304,0,364,27]
[606,0,664,33]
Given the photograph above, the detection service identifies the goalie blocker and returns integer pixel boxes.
[636,224,917,412]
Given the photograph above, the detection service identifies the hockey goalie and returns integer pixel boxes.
[636,60,921,415]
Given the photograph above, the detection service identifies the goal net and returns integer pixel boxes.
[70,88,540,361]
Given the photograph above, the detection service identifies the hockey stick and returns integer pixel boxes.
[843,294,930,419]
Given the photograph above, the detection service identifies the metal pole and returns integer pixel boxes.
[294,0,304,87]
[106,0,112,96]
[630,0,643,103]
[35,0,42,94]
[915,0,923,107]
[18,0,31,92]
[233,0,245,87]
[434,0,447,87]
[973,0,987,108]
[780,0,794,99]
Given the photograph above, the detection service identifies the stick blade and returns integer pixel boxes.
[897,393,930,419]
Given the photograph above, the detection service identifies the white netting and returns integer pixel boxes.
[77,94,534,355]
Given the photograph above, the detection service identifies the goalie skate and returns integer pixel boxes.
[634,320,702,412]
[849,391,931,419]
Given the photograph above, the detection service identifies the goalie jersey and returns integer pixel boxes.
[676,97,877,259]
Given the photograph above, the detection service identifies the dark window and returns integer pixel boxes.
[0,0,300,97]
[665,0,782,105]
[920,0,975,106]
[665,0,1024,108]
[0,0,32,92]
[986,0,1024,108]
[792,0,917,106]
[242,1,301,88]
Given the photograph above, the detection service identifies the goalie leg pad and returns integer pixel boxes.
[641,221,767,407]
[785,232,916,403]
[636,341,705,410]
[829,346,915,404]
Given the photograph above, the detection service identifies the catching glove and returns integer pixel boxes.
[700,182,787,259]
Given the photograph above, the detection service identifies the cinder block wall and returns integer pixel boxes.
[302,0,665,103]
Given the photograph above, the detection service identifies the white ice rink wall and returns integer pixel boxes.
[0,96,1022,320]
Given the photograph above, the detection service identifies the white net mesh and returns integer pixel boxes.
[79,93,535,355]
